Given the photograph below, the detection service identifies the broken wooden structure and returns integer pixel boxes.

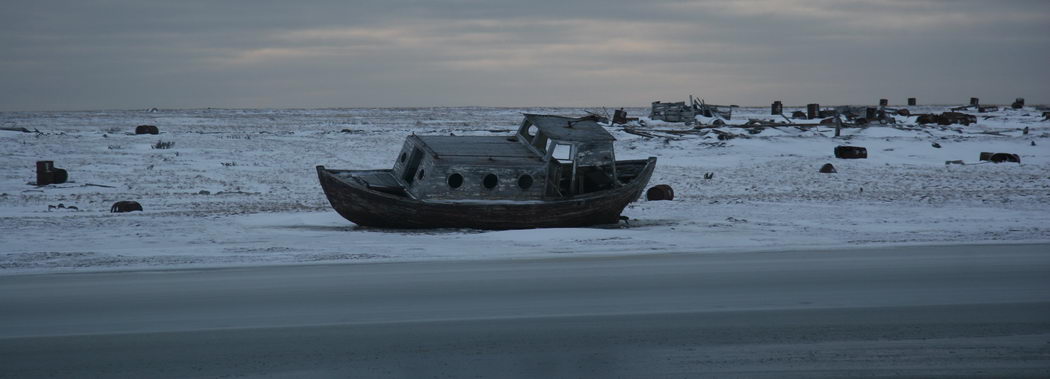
[650,101,694,123]
[650,96,738,123]
[694,97,737,120]
[317,114,657,229]
[611,108,637,125]
[802,105,896,125]
[950,97,997,113]
[916,112,977,126]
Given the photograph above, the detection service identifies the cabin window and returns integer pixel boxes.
[531,131,548,151]
[526,125,539,139]
[401,148,424,184]
[551,143,573,162]
[417,169,425,180]
[518,174,533,190]
[399,152,407,163]
[447,173,463,188]
[482,174,498,189]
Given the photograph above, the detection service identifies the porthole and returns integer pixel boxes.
[447,173,463,188]
[399,152,407,163]
[482,174,498,189]
[517,174,533,190]
[417,169,425,180]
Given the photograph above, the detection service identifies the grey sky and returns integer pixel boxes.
[2,0,1048,111]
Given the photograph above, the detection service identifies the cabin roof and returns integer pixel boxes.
[414,136,544,164]
[524,114,615,143]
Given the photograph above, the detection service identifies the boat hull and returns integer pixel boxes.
[316,158,656,229]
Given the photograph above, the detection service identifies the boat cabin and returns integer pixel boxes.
[391,114,619,201]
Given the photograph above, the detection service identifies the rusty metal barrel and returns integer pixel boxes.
[979,152,1020,163]
[36,161,68,186]
[111,201,143,213]
[612,108,628,124]
[771,101,783,115]
[135,125,159,134]
[36,161,53,186]
[834,146,868,159]
[646,184,675,201]
[806,103,820,120]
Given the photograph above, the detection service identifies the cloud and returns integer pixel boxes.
[0,0,1047,110]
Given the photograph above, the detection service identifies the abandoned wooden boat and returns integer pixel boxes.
[317,114,657,229]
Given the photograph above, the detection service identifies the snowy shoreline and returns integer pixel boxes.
[2,106,1048,275]
[2,237,1048,278]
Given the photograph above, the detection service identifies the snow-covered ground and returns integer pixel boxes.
[1,105,1048,274]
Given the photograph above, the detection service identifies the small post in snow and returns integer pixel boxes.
[834,109,843,137]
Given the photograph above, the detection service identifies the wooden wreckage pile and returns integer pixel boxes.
[650,95,737,124]
[617,98,895,141]
[610,96,1034,142]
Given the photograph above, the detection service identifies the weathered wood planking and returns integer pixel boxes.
[319,114,655,228]
[317,158,656,229]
